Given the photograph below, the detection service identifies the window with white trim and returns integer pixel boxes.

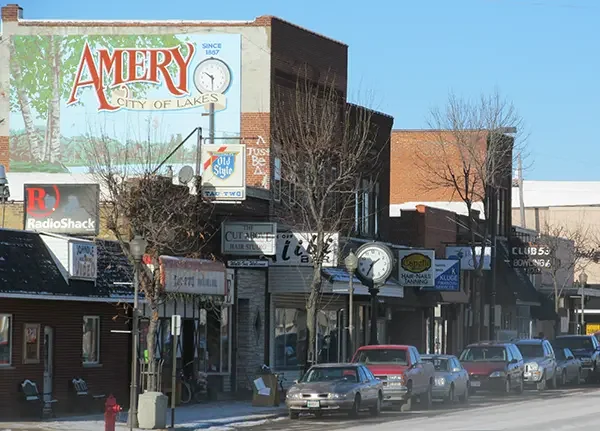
[82,316,100,364]
[0,314,12,366]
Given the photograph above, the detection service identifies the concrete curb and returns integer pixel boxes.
[174,411,288,430]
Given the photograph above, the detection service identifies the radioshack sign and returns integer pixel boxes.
[23,184,100,235]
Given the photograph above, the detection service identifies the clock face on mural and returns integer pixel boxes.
[356,243,394,286]
[193,57,232,94]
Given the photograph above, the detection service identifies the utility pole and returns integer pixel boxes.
[517,153,526,228]
[208,103,215,145]
[489,186,498,341]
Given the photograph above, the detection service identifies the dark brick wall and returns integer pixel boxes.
[0,299,130,419]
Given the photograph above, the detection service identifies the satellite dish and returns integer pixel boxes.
[178,165,194,185]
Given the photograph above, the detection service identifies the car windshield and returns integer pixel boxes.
[554,349,566,360]
[516,344,544,358]
[355,349,408,365]
[554,337,594,351]
[301,367,358,383]
[459,346,507,362]
[422,357,449,371]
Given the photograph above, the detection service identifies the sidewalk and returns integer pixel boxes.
[0,401,288,431]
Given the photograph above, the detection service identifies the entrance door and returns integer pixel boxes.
[43,326,54,402]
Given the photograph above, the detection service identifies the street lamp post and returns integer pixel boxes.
[344,251,358,361]
[0,165,10,228]
[579,271,588,335]
[128,234,148,431]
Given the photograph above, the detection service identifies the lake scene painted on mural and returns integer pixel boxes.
[9,34,241,173]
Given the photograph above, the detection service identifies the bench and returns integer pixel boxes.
[20,379,58,419]
[71,378,106,412]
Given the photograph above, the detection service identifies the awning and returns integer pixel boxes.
[439,290,469,304]
[321,268,404,298]
[530,292,559,321]
[496,241,541,307]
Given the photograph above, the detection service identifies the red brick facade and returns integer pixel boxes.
[390,130,488,205]
[0,299,130,418]
[241,113,271,189]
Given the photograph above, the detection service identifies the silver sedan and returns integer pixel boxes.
[421,354,470,403]
[285,363,383,419]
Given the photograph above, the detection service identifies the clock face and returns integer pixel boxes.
[356,245,393,285]
[193,58,232,94]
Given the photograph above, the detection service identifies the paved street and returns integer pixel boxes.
[239,387,600,431]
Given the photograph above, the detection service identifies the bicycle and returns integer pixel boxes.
[179,360,208,404]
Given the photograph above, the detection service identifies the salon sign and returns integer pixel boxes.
[159,255,227,296]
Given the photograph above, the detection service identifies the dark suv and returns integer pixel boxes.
[514,339,557,390]
[553,335,600,383]
[458,341,524,394]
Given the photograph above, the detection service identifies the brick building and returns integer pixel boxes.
[0,2,395,403]
[390,129,546,342]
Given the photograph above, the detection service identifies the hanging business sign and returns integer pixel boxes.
[397,250,435,287]
[227,259,269,268]
[264,232,339,267]
[509,238,552,274]
[445,246,491,271]
[23,184,100,235]
[159,256,227,296]
[422,259,460,291]
[68,241,98,280]
[221,222,277,255]
[200,144,246,201]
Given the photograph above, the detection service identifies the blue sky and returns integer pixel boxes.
[11,0,599,180]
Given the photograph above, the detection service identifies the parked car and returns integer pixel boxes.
[514,339,558,390]
[458,341,524,394]
[553,335,600,383]
[552,346,582,386]
[285,363,383,419]
[352,345,435,412]
[421,354,470,403]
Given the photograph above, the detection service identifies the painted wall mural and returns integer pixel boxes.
[9,33,241,173]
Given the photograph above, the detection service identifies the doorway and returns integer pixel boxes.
[182,319,195,376]
[43,326,54,402]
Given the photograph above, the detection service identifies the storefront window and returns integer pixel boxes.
[0,315,12,366]
[23,323,41,364]
[274,308,306,369]
[83,316,100,364]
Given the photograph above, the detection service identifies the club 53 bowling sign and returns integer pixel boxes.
[23,184,100,235]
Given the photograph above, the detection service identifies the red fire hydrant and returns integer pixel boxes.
[104,394,122,431]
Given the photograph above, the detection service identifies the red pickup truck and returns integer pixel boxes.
[351,344,435,411]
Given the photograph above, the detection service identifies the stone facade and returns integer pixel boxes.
[235,268,266,392]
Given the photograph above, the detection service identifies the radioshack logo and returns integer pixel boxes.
[24,185,97,233]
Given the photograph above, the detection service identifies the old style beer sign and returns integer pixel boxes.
[23,184,100,235]
[200,144,246,201]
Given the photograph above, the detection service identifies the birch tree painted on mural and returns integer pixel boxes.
[9,34,185,172]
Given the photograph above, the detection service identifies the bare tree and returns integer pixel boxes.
[272,74,382,370]
[416,90,526,275]
[83,120,215,390]
[539,220,595,312]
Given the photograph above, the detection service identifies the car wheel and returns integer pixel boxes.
[369,392,382,417]
[445,384,455,404]
[348,394,361,418]
[420,385,433,410]
[537,374,546,391]
[516,378,524,394]
[458,384,469,404]
[289,410,299,420]
[398,396,412,412]
[549,371,557,389]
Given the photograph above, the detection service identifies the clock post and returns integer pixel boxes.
[354,242,395,346]
[368,281,381,345]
